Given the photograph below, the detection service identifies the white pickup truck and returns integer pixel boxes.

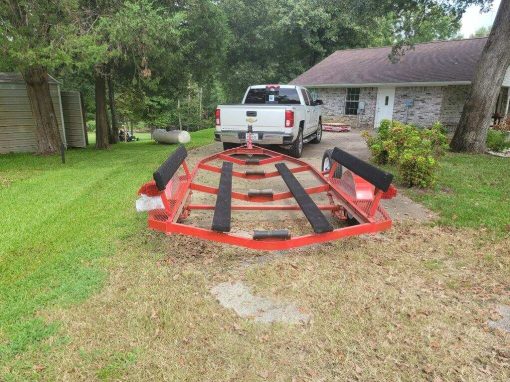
[214,84,323,157]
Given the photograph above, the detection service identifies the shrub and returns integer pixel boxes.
[86,120,96,132]
[363,120,448,188]
[486,129,510,152]
[399,148,438,188]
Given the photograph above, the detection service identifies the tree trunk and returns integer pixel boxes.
[95,69,109,149]
[450,0,510,152]
[79,91,89,145]
[107,75,119,143]
[22,66,62,155]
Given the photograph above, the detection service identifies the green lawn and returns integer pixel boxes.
[0,129,214,369]
[1,132,509,381]
[404,153,510,233]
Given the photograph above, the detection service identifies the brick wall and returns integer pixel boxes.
[439,85,470,130]
[311,87,377,128]
[393,86,443,127]
[310,84,488,130]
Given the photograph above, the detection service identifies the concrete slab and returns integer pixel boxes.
[488,305,510,333]
[211,281,311,324]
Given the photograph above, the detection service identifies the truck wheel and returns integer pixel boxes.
[222,142,238,150]
[321,149,342,178]
[289,129,303,158]
[311,121,322,144]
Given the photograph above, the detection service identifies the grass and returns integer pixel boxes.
[4,223,509,381]
[1,131,510,380]
[404,153,510,233]
[0,129,214,377]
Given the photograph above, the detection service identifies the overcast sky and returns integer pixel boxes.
[460,0,500,37]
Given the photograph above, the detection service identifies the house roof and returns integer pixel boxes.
[0,72,60,84]
[290,37,488,87]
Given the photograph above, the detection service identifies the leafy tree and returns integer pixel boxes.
[470,25,492,37]
[0,0,105,154]
[109,0,228,129]
[219,0,461,101]
[451,0,509,152]
[77,0,124,148]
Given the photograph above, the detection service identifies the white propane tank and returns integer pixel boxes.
[152,129,191,144]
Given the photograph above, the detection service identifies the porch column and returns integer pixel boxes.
[505,87,510,117]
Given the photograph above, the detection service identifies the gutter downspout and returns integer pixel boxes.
[57,83,67,148]
[504,87,510,118]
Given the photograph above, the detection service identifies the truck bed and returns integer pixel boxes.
[218,104,293,132]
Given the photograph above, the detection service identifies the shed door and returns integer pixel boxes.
[374,87,395,128]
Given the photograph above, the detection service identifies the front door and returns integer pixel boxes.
[374,87,395,128]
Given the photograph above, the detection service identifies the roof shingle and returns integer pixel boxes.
[290,37,488,86]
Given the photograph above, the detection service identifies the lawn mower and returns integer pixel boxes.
[137,133,396,250]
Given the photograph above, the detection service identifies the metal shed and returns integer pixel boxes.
[0,73,86,154]
[61,91,87,148]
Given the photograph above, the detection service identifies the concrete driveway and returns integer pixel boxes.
[187,130,434,222]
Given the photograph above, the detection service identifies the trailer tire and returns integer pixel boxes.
[346,214,359,226]
[322,149,342,178]
[289,129,303,158]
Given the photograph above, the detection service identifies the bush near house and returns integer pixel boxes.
[362,120,448,188]
[486,129,510,152]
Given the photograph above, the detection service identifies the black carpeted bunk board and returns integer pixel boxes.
[275,163,333,234]
[212,162,233,232]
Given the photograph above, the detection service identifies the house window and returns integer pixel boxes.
[345,88,360,115]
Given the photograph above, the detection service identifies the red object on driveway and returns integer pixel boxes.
[322,123,351,132]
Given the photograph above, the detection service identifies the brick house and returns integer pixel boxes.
[290,37,510,129]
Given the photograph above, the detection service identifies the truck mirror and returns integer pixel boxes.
[315,99,323,105]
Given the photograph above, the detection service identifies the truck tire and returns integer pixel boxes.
[222,142,238,150]
[321,149,342,178]
[311,120,322,144]
[289,129,303,158]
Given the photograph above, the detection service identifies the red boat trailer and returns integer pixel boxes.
[138,143,397,251]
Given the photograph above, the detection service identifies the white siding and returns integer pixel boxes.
[503,67,510,87]
[0,82,66,154]
[61,91,86,148]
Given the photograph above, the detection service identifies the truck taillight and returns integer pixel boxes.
[215,108,221,126]
[285,110,294,128]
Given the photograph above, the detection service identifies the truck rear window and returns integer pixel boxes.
[244,88,301,104]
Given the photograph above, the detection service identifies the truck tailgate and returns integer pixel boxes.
[220,106,287,132]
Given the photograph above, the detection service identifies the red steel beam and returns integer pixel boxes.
[189,182,329,202]
[187,204,340,211]
[198,162,312,179]
[154,219,391,251]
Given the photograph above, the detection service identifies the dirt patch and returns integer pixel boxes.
[211,281,311,324]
